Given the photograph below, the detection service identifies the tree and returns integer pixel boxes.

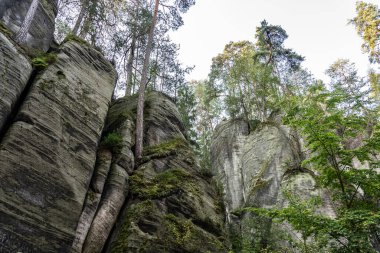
[207,22,304,126]
[249,78,380,252]
[135,0,160,159]
[254,20,304,93]
[177,83,197,143]
[351,1,380,64]
[72,0,90,35]
[14,0,39,44]
[191,80,222,170]
[209,40,279,123]
[134,0,195,159]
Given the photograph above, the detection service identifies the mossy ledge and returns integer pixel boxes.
[31,52,57,70]
[140,136,190,163]
[129,168,199,200]
[63,33,90,47]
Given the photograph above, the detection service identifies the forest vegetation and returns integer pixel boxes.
[13,0,380,251]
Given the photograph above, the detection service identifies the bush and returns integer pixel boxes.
[100,132,124,153]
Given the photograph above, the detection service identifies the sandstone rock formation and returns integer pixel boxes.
[0,0,58,51]
[0,38,116,252]
[0,13,228,251]
[211,118,335,251]
[79,93,228,253]
[0,31,32,133]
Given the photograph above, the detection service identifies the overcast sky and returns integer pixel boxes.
[170,0,378,82]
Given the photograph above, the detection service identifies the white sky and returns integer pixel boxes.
[170,0,378,82]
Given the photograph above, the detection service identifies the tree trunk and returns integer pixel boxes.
[79,0,96,39]
[14,0,39,44]
[135,0,159,159]
[125,35,136,96]
[72,0,89,35]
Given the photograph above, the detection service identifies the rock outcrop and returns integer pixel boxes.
[0,38,116,252]
[76,93,228,253]
[0,31,32,133]
[0,0,58,52]
[211,118,335,251]
[0,13,228,251]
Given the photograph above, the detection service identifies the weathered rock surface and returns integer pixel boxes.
[0,40,116,252]
[93,93,229,253]
[0,32,32,133]
[211,119,335,251]
[0,0,58,51]
[210,119,249,218]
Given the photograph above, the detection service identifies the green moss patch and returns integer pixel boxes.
[164,214,194,245]
[63,33,90,47]
[111,201,154,252]
[130,168,198,200]
[141,137,190,163]
[32,52,57,70]
[163,214,225,251]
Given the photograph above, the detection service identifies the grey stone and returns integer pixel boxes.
[211,119,335,251]
[0,32,32,133]
[0,40,116,252]
[0,0,58,51]
[101,92,228,253]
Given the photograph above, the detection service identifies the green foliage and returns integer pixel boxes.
[100,132,123,153]
[207,21,305,125]
[177,84,198,142]
[257,77,380,251]
[209,40,279,122]
[351,1,380,63]
[192,80,222,170]
[31,53,57,70]
[255,20,304,73]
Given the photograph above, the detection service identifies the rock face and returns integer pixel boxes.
[0,23,228,251]
[86,93,229,253]
[0,38,116,252]
[0,0,58,51]
[0,32,32,133]
[0,4,228,252]
[211,118,335,251]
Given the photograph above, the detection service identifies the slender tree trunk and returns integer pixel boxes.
[79,0,96,38]
[72,0,89,35]
[133,40,140,94]
[14,0,39,44]
[135,0,159,159]
[125,35,136,96]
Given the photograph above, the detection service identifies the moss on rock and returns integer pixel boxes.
[111,201,155,253]
[162,214,226,252]
[130,168,199,200]
[32,52,57,70]
[63,34,90,47]
[140,136,190,163]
